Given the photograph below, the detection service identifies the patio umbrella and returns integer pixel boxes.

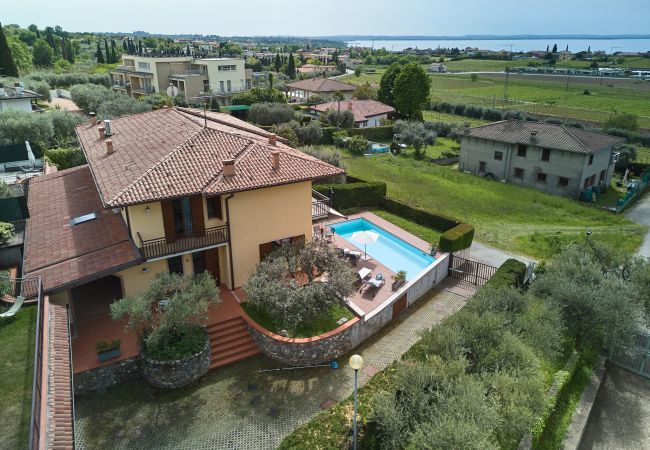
[350,230,379,261]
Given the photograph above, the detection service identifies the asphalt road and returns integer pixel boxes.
[625,193,650,258]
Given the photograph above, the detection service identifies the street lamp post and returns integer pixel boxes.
[349,354,365,450]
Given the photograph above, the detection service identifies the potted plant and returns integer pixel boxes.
[391,271,407,291]
[96,339,121,362]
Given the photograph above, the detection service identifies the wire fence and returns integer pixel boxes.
[429,89,650,129]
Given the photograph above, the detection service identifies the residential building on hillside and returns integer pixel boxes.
[459,120,624,199]
[22,107,343,373]
[0,83,41,112]
[297,64,338,75]
[429,63,447,73]
[109,55,253,103]
[286,78,356,102]
[309,99,395,128]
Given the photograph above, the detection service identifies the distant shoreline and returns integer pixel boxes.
[328,35,650,42]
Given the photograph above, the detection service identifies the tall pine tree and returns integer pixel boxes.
[0,23,19,77]
[274,53,281,72]
[110,39,117,64]
[96,41,105,63]
[122,40,128,52]
[104,39,110,63]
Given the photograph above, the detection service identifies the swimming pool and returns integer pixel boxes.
[332,218,435,280]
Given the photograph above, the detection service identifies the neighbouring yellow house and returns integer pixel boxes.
[23,106,343,340]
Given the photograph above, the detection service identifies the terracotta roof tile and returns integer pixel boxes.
[76,108,345,207]
[465,120,624,154]
[23,165,140,293]
[286,78,356,93]
[310,99,395,123]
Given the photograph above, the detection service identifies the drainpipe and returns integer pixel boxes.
[125,206,133,241]
[225,194,235,289]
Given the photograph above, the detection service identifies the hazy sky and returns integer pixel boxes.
[3,0,649,36]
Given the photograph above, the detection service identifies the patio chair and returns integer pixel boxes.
[361,275,385,298]
[356,267,372,289]
[0,296,25,318]
[344,248,362,263]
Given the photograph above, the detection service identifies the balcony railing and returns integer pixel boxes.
[312,189,331,220]
[138,225,229,260]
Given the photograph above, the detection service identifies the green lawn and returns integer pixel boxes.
[0,306,36,450]
[422,110,491,127]
[241,303,355,338]
[342,152,644,258]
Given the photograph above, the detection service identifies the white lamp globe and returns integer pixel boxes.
[349,354,364,370]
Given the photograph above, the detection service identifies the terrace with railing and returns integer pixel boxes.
[137,225,229,261]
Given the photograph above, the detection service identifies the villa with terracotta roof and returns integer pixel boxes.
[309,99,395,128]
[22,106,344,378]
[286,78,356,102]
[459,120,624,199]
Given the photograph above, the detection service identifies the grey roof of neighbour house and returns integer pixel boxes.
[465,120,624,154]
[0,86,41,100]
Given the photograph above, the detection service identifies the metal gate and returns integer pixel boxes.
[448,254,498,286]
[608,331,650,379]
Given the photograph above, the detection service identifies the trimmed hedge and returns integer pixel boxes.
[484,258,527,289]
[438,223,475,252]
[380,197,459,231]
[314,181,387,209]
[347,125,394,142]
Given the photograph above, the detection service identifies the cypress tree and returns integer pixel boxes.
[65,39,75,63]
[552,44,558,53]
[274,53,281,72]
[122,40,127,52]
[138,40,143,54]
[0,23,19,77]
[110,40,117,64]
[96,41,105,63]
[104,39,110,63]
[286,52,296,79]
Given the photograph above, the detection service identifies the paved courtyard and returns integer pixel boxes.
[579,366,650,450]
[74,280,469,449]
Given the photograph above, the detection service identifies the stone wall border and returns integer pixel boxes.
[74,356,141,395]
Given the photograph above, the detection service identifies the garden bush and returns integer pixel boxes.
[321,108,355,129]
[438,223,475,252]
[0,222,15,246]
[243,244,356,333]
[110,272,219,360]
[380,197,459,232]
[44,147,86,170]
[485,258,527,289]
[248,102,294,126]
[314,181,387,209]
[346,135,369,155]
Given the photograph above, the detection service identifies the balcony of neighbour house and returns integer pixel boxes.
[137,225,229,261]
[169,69,208,79]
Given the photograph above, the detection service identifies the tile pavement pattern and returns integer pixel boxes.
[76,107,344,208]
[23,166,140,294]
[74,281,468,449]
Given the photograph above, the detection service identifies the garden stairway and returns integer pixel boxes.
[208,316,261,369]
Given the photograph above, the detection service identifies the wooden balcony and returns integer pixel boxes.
[138,225,228,261]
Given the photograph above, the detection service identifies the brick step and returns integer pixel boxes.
[210,334,255,353]
[210,327,251,345]
[206,320,247,338]
[206,317,245,332]
[211,339,259,361]
[210,346,261,369]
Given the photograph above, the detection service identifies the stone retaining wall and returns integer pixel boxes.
[74,356,141,395]
[141,336,211,389]
[247,318,361,367]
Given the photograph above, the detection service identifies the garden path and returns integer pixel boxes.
[625,193,650,258]
[74,279,470,450]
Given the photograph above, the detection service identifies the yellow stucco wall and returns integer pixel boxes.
[116,259,168,297]
[203,196,226,229]
[127,202,165,245]
[227,181,313,287]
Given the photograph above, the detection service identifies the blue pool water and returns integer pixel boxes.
[332,218,435,280]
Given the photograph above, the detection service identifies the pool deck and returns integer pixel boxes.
[320,211,443,316]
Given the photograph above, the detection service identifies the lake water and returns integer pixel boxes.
[347,39,650,53]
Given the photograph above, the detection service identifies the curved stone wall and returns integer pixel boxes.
[141,332,211,389]
[244,315,361,367]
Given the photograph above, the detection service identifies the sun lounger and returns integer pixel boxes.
[360,276,385,297]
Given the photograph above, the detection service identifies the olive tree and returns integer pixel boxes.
[111,272,219,360]
[248,102,294,125]
[244,243,357,333]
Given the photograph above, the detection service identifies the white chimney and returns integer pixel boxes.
[106,139,114,155]
[89,112,97,126]
[103,119,113,136]
[223,159,235,177]
[98,125,105,139]
[271,150,280,171]
[268,133,277,146]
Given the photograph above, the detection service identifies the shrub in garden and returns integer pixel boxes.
[0,222,15,246]
[44,147,86,170]
[453,103,466,116]
[293,120,323,146]
[604,113,639,131]
[464,105,484,119]
[110,272,219,360]
[248,102,294,126]
[482,108,504,121]
[243,244,356,333]
[331,130,349,148]
[321,108,355,129]
[314,181,387,209]
[269,122,300,147]
[438,223,474,252]
[346,134,369,155]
